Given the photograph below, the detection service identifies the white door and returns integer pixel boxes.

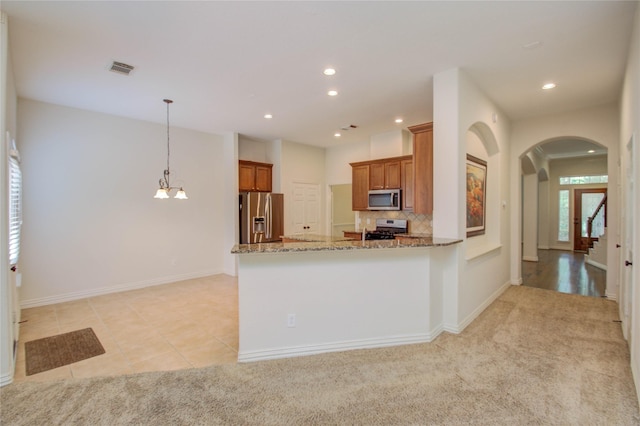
[621,136,634,340]
[292,183,320,234]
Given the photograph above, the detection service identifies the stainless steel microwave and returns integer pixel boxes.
[368,189,401,210]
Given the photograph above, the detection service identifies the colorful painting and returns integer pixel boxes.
[466,154,487,237]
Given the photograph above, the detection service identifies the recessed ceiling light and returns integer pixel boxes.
[588,149,595,153]
[324,68,336,76]
[264,114,273,119]
[334,132,341,137]
[542,83,556,90]
[395,118,403,124]
[328,90,338,96]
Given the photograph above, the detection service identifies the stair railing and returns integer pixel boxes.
[587,193,607,249]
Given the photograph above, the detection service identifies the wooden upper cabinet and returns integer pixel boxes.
[385,160,401,189]
[408,122,433,214]
[239,160,273,192]
[369,159,401,190]
[351,164,370,211]
[238,163,256,191]
[254,165,272,192]
[369,163,385,189]
[351,155,410,211]
[401,159,414,211]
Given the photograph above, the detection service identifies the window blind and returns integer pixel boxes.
[9,154,22,266]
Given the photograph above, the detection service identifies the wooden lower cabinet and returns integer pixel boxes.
[343,231,363,240]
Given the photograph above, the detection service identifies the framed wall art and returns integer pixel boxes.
[466,154,487,237]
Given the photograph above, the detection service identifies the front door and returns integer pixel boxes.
[573,188,607,252]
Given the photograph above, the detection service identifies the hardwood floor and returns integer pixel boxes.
[522,249,606,297]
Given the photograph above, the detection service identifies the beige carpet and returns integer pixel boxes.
[1,286,639,425]
[24,328,105,376]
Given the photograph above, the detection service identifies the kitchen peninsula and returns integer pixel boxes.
[231,235,461,362]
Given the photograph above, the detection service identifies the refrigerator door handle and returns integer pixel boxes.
[266,193,272,239]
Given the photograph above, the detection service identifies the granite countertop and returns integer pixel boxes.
[231,234,462,254]
[281,234,356,243]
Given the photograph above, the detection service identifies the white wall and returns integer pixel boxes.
[17,100,226,306]
[434,68,512,331]
[510,104,620,297]
[619,3,640,408]
[279,140,326,235]
[325,140,370,185]
[522,173,539,261]
[223,132,239,277]
[370,129,412,159]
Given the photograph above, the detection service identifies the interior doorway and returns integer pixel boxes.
[330,184,354,237]
[573,188,607,252]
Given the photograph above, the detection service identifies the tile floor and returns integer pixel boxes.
[13,274,238,383]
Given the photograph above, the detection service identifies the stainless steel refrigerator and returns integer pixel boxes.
[239,192,284,243]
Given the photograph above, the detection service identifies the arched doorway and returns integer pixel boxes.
[519,137,609,297]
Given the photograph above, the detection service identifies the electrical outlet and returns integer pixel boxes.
[366,218,371,225]
[287,314,296,328]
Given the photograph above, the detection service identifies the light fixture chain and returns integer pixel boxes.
[154,98,186,199]
[166,99,171,179]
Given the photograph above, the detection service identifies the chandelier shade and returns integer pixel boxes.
[154,99,188,200]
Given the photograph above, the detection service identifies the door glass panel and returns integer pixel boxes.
[581,193,605,237]
[558,190,569,241]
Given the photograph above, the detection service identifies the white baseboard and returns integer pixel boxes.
[0,371,13,387]
[511,278,523,285]
[634,356,640,411]
[238,331,443,363]
[538,245,550,250]
[442,280,511,334]
[522,255,539,262]
[20,269,223,309]
[585,257,607,271]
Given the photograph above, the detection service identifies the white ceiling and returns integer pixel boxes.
[2,1,637,149]
[536,138,607,160]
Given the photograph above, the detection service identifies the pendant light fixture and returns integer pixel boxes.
[154,99,188,200]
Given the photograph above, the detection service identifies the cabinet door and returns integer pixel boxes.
[369,163,385,189]
[409,123,433,214]
[239,163,256,191]
[352,165,370,211]
[401,159,414,211]
[255,165,272,192]
[384,161,401,189]
[343,231,363,240]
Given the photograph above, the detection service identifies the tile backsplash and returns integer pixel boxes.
[357,211,433,235]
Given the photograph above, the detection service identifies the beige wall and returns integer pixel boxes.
[17,100,226,306]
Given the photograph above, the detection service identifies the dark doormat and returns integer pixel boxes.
[25,328,105,376]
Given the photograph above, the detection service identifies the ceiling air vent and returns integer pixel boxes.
[109,61,135,76]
